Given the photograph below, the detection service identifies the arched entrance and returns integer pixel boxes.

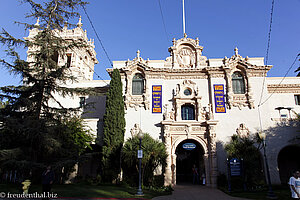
[277,145,300,184]
[175,139,205,184]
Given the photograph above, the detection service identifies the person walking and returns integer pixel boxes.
[192,164,199,184]
[289,170,300,199]
[42,166,55,200]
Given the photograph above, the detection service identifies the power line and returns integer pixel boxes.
[157,0,170,42]
[81,5,113,67]
[258,0,275,106]
[81,56,110,85]
[259,53,300,106]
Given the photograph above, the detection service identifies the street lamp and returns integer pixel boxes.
[258,132,277,199]
[136,129,144,196]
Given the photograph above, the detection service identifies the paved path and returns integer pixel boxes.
[152,184,250,200]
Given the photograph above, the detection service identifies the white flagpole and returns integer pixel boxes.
[182,0,186,35]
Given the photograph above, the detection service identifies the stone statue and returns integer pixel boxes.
[236,123,250,137]
[130,124,140,137]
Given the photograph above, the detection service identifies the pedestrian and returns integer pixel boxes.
[201,173,206,185]
[192,164,199,184]
[42,165,55,199]
[288,170,300,199]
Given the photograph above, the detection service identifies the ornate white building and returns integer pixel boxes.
[26,19,300,187]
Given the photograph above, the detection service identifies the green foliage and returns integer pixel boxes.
[0,0,94,181]
[122,133,167,187]
[225,135,264,189]
[102,69,125,182]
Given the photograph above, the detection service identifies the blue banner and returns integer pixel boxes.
[152,85,162,113]
[214,84,226,113]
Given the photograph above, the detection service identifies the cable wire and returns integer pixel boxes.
[258,0,275,106]
[81,5,113,67]
[259,53,300,107]
[158,0,170,43]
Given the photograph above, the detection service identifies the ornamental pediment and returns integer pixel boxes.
[122,50,152,71]
[169,34,207,69]
[222,47,255,70]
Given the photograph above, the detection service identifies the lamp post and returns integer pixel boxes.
[136,129,144,196]
[259,132,277,199]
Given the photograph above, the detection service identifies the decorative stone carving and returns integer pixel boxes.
[185,124,192,138]
[130,124,140,137]
[221,48,257,110]
[163,104,175,121]
[177,47,195,68]
[267,84,300,93]
[169,35,207,68]
[236,123,250,137]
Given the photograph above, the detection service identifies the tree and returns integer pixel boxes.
[122,133,167,187]
[102,69,125,182]
[0,0,94,181]
[225,135,264,189]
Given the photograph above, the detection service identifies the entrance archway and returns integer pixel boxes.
[277,145,300,184]
[175,139,205,184]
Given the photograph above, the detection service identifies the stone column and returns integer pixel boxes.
[209,125,218,188]
[164,125,172,186]
[204,153,210,187]
[176,102,181,121]
[171,154,177,185]
[224,70,233,108]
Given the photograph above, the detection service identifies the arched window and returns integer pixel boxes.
[132,73,144,95]
[232,72,245,94]
[181,104,195,120]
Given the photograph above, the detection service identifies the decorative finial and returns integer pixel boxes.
[172,38,176,46]
[137,50,140,58]
[234,47,239,56]
[77,16,82,28]
[184,33,187,38]
[63,21,68,29]
[196,37,199,45]
[35,17,40,26]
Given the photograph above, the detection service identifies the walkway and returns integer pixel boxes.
[152,184,250,200]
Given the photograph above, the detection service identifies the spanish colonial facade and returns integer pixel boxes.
[27,19,300,187]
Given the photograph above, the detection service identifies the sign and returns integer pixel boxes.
[229,158,241,176]
[152,85,162,113]
[213,84,226,113]
[182,143,196,150]
[137,150,143,159]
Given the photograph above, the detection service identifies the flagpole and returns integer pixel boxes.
[182,0,186,35]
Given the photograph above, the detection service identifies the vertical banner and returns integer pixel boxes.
[152,85,162,113]
[213,84,226,113]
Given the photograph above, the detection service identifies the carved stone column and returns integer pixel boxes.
[209,125,218,188]
[246,76,255,109]
[171,154,177,185]
[224,70,233,108]
[204,153,210,187]
[164,125,172,186]
[176,102,182,121]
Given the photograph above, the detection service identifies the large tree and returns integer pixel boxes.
[102,69,125,182]
[0,0,94,181]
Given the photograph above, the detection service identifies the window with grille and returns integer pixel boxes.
[232,72,245,94]
[132,73,144,95]
[181,104,195,120]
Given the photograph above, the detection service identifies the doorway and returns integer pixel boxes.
[175,139,205,184]
[277,145,300,184]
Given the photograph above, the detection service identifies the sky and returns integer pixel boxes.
[0,0,299,87]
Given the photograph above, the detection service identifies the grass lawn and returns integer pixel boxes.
[220,185,291,200]
[0,183,171,199]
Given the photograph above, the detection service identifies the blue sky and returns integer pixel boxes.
[0,0,299,87]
